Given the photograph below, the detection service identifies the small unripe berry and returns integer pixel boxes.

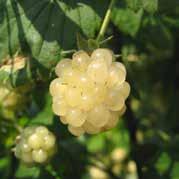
[14,126,56,164]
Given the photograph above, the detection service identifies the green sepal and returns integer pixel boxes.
[76,33,89,51]
[87,39,99,51]
[77,33,100,53]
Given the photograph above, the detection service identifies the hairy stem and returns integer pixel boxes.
[97,0,116,41]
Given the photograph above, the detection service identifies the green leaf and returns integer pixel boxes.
[0,0,108,68]
[141,18,174,60]
[163,16,179,28]
[112,8,143,36]
[86,120,130,154]
[87,134,105,153]
[15,164,40,179]
[158,0,179,16]
[142,0,158,14]
[105,120,130,150]
[170,162,179,179]
[125,0,158,13]
[125,0,143,11]
[29,94,54,126]
[155,152,171,175]
[0,157,11,179]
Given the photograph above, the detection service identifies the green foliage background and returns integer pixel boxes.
[0,0,179,178]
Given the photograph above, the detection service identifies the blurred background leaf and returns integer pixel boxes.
[0,0,179,179]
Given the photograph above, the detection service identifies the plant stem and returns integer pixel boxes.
[97,0,116,41]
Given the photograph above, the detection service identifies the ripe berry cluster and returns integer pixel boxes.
[50,48,130,136]
[14,126,56,164]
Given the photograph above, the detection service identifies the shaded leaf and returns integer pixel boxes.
[112,8,143,36]
[142,0,158,13]
[87,134,105,153]
[0,157,11,179]
[155,152,171,175]
[170,162,179,179]
[0,0,108,68]
[29,94,53,126]
[15,164,40,179]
